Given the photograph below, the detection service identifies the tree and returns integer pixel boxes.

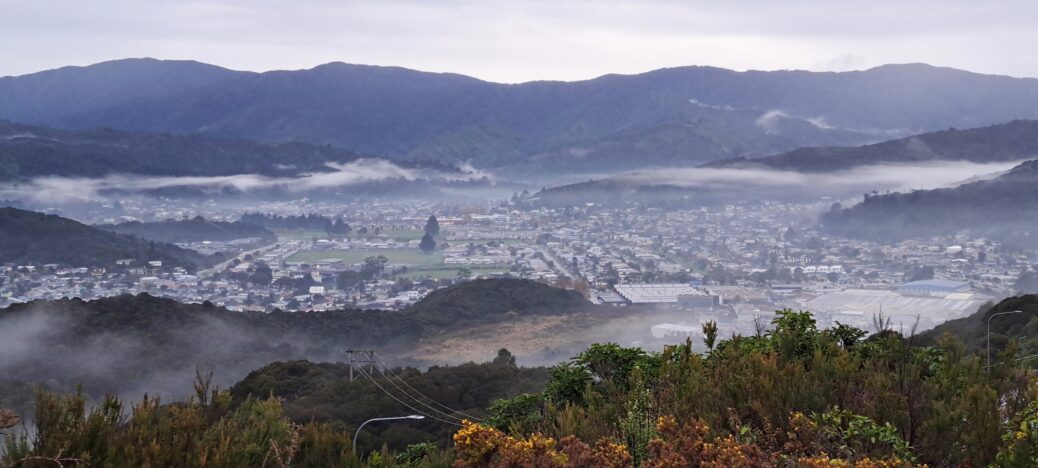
[419,234,437,254]
[905,265,935,282]
[336,270,364,290]
[361,255,388,277]
[247,262,273,286]
[457,267,472,278]
[331,219,351,235]
[702,320,718,351]
[492,348,517,367]
[424,215,440,237]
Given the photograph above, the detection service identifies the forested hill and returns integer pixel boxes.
[918,294,1038,355]
[0,278,591,399]
[0,120,366,180]
[97,216,276,244]
[0,207,215,270]
[229,359,550,454]
[406,277,588,327]
[706,119,1038,172]
[7,59,1038,173]
[820,158,1038,245]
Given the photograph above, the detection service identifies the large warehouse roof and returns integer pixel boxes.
[805,289,990,330]
[614,283,703,304]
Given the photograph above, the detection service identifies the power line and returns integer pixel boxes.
[374,366,466,423]
[376,358,485,422]
[344,348,378,382]
[354,365,461,427]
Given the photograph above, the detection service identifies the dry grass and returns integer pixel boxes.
[404,307,672,364]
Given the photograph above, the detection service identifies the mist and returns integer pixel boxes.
[0,159,490,204]
[0,303,357,411]
[616,160,1021,194]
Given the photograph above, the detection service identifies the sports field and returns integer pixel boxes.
[396,265,509,280]
[286,248,443,267]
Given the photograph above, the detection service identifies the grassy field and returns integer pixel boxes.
[276,229,426,242]
[446,239,519,246]
[379,229,426,241]
[286,248,443,266]
[274,229,333,241]
[396,265,510,280]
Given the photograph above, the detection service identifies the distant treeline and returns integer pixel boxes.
[240,212,350,234]
[98,216,276,244]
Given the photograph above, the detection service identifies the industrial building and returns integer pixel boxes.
[897,279,971,297]
[650,323,700,339]
[614,283,710,305]
[804,288,990,331]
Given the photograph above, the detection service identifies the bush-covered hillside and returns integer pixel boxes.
[230,356,550,454]
[407,278,588,328]
[0,279,590,401]
[918,294,1038,355]
[821,159,1038,246]
[0,207,216,269]
[468,309,1038,466]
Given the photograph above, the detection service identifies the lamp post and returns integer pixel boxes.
[987,310,1024,368]
[352,415,425,453]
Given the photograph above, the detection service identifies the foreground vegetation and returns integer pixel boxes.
[4,298,1038,466]
[474,309,1038,466]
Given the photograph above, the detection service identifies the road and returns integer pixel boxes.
[535,245,578,280]
[198,242,282,278]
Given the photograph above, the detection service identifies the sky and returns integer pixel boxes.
[2,0,1038,83]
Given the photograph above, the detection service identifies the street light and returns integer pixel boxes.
[352,415,425,453]
[987,310,1025,368]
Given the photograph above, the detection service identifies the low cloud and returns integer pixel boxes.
[755,110,836,133]
[0,159,487,204]
[688,98,734,111]
[616,160,1023,193]
[813,53,868,72]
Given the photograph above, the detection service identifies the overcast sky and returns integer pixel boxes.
[3,0,1037,82]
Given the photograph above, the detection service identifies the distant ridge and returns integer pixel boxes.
[0,120,365,180]
[821,158,1038,246]
[705,120,1038,172]
[4,59,1038,175]
[0,207,216,270]
[528,121,1038,208]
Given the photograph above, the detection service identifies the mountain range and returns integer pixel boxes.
[0,120,365,180]
[5,59,1038,176]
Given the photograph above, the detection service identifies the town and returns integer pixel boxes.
[2,196,1030,344]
